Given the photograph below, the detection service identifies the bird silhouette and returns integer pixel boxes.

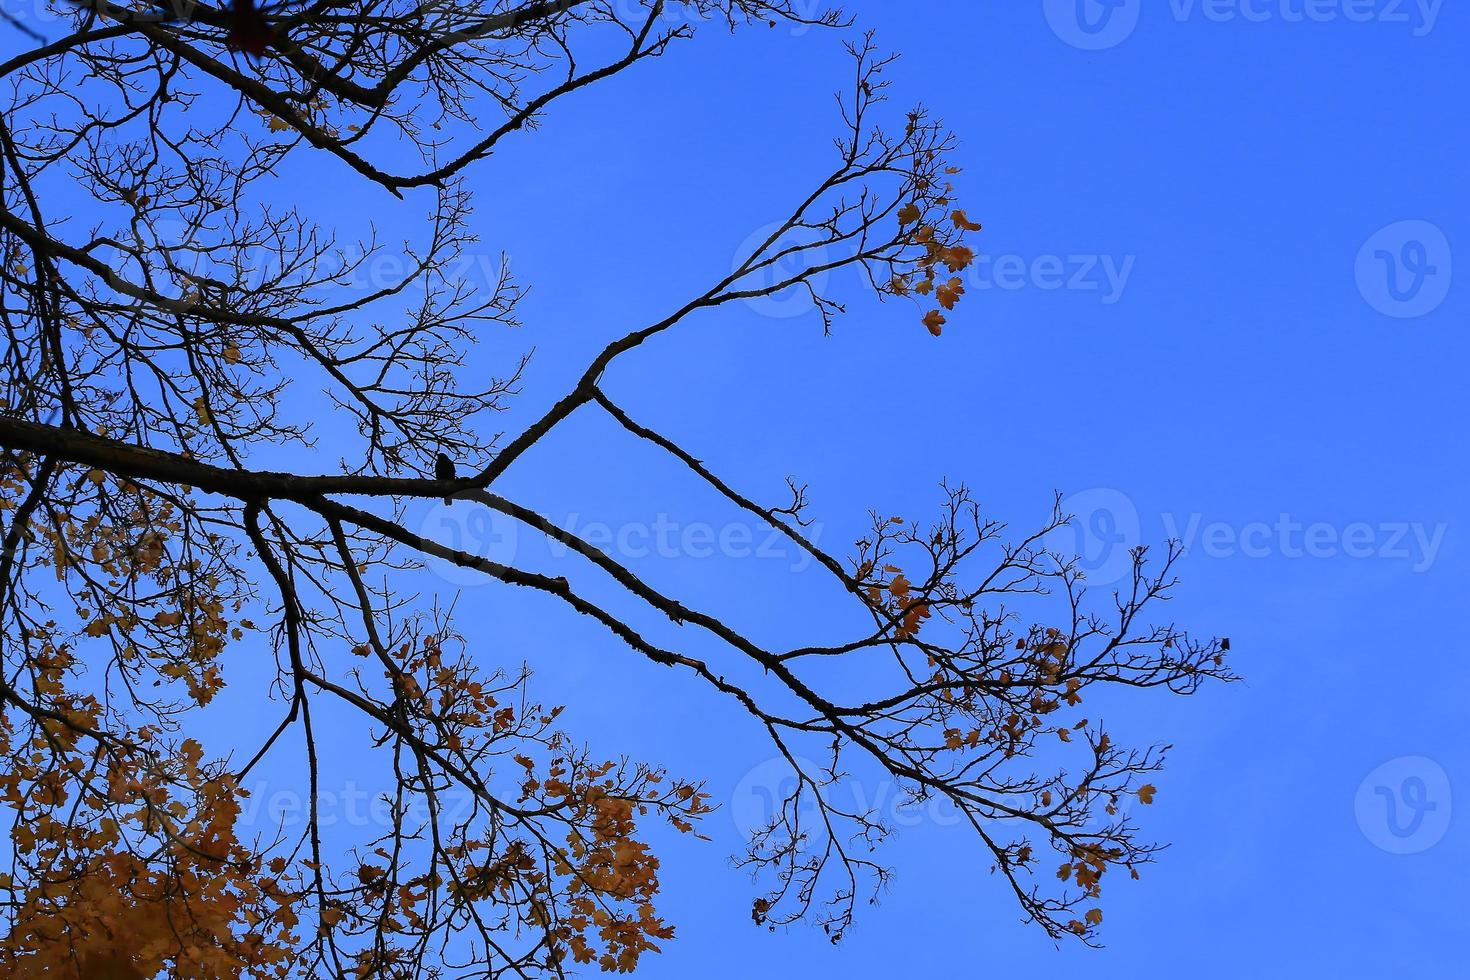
[435,452,456,505]
[225,0,277,58]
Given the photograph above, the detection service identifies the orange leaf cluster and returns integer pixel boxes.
[890,171,981,336]
[0,726,303,979]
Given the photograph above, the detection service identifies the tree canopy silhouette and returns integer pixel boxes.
[0,2,1234,976]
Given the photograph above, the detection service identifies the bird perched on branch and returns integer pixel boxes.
[225,0,278,58]
[435,452,457,505]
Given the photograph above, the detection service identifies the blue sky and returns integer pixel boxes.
[121,0,1467,974]
[465,3,1463,974]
